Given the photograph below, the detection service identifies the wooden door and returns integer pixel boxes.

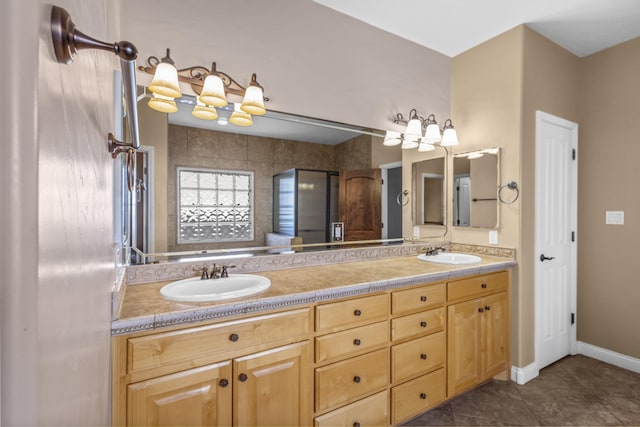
[127,360,232,427]
[234,341,311,427]
[339,169,382,241]
[482,292,509,378]
[447,298,482,396]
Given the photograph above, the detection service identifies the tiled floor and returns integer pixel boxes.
[402,355,640,426]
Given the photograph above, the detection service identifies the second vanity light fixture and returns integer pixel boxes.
[140,49,267,126]
[384,109,459,151]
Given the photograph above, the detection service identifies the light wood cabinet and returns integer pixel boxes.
[114,269,511,427]
[447,272,510,397]
[127,360,232,427]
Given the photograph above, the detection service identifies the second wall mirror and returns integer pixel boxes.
[453,148,500,229]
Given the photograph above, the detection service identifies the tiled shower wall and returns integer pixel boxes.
[166,125,373,252]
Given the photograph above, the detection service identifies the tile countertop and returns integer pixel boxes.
[112,253,517,336]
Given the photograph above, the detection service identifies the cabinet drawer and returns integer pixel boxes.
[314,390,388,427]
[315,321,388,364]
[391,368,446,425]
[315,294,389,333]
[447,271,509,302]
[391,331,446,383]
[392,283,445,315]
[391,307,445,342]
[315,348,389,412]
[127,308,310,374]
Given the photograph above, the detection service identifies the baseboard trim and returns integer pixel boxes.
[578,341,640,374]
[510,362,539,385]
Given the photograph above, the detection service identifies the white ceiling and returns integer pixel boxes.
[313,0,640,57]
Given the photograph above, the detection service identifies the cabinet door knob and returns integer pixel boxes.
[485,305,491,311]
[420,296,427,302]
[353,309,362,316]
[420,392,427,400]
[420,321,428,328]
[353,423,361,427]
[353,338,361,346]
[238,373,248,382]
[481,283,488,289]
[478,307,484,313]
[353,375,361,383]
[219,379,229,388]
[420,353,427,360]
[229,333,239,342]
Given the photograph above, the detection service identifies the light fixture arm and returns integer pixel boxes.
[139,54,269,101]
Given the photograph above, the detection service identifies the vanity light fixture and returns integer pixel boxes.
[385,109,459,150]
[140,49,268,126]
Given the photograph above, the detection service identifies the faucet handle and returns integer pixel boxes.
[193,266,209,280]
[221,264,236,278]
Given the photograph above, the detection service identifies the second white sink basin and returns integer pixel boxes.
[160,274,271,302]
[417,252,482,265]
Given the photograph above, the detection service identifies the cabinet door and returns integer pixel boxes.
[447,298,482,396]
[127,360,232,427]
[483,292,509,378]
[234,341,311,427]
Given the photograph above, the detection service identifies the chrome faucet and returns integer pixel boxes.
[209,264,221,279]
[193,266,209,280]
[425,246,447,256]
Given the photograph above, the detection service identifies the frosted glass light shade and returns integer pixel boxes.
[148,62,182,98]
[240,85,266,115]
[441,127,459,146]
[148,93,177,113]
[418,142,435,152]
[192,101,218,120]
[383,130,402,146]
[401,136,419,149]
[199,74,228,107]
[229,104,253,126]
[404,118,423,141]
[424,123,441,143]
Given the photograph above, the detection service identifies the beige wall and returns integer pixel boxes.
[450,25,581,367]
[1,0,117,424]
[577,37,640,358]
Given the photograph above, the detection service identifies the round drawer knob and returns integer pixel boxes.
[420,296,427,302]
[420,321,428,328]
[354,309,362,316]
[353,338,361,346]
[478,307,485,313]
[420,392,427,400]
[229,333,239,342]
[481,283,488,289]
[420,353,427,360]
[238,373,248,382]
[353,423,361,427]
[485,305,491,311]
[353,376,361,383]
[219,379,229,388]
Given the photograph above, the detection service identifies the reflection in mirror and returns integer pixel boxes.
[453,148,500,228]
[412,157,445,226]
[131,92,401,263]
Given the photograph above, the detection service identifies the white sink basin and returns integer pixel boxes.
[160,274,271,302]
[417,252,482,265]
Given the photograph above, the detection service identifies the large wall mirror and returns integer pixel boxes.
[127,91,402,264]
[412,157,446,226]
[453,148,500,229]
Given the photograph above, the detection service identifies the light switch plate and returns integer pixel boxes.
[489,230,498,245]
[413,225,420,238]
[605,211,624,225]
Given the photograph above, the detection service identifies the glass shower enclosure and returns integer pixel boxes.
[273,168,339,245]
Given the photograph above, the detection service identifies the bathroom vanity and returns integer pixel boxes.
[111,252,514,426]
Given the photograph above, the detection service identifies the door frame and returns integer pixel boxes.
[534,110,578,370]
[380,161,402,239]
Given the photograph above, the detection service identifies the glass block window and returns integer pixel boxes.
[178,167,254,244]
